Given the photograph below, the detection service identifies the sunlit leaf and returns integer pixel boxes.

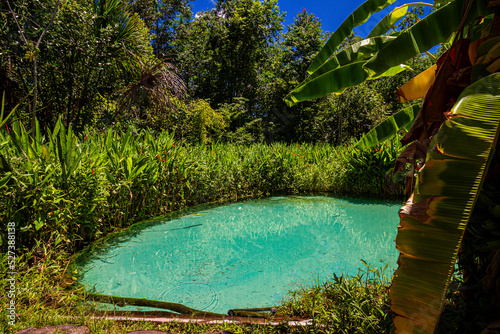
[306,0,397,75]
[396,64,437,102]
[367,4,410,38]
[363,0,490,76]
[286,62,366,106]
[285,36,400,106]
[355,104,420,150]
[284,61,408,106]
[304,36,397,84]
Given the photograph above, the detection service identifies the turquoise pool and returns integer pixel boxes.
[78,196,401,314]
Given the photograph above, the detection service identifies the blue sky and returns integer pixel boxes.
[191,0,418,38]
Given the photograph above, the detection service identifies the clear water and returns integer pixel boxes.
[79,196,401,314]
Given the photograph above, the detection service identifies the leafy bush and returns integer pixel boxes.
[185,99,228,144]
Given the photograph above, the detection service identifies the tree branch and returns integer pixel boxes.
[36,0,61,47]
[6,0,28,45]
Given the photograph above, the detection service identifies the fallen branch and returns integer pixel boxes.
[87,293,226,317]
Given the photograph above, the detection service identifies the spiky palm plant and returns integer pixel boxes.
[117,54,186,129]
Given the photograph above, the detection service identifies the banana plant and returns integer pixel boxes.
[285,0,500,333]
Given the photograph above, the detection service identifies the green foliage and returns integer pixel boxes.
[1,0,153,130]
[0,240,88,333]
[185,99,228,144]
[0,91,17,129]
[258,9,331,142]
[0,120,404,254]
[280,262,393,334]
[175,0,284,108]
[117,57,187,131]
[128,0,193,56]
[279,9,328,81]
[354,104,420,150]
[339,136,404,197]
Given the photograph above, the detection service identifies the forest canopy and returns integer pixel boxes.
[0,0,431,144]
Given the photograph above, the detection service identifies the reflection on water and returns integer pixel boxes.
[79,196,401,314]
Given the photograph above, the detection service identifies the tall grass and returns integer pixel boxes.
[0,118,404,254]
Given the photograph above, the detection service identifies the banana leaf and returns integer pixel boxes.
[363,0,490,76]
[288,0,491,106]
[354,104,420,150]
[306,0,397,75]
[284,61,408,106]
[367,4,410,38]
[391,73,500,334]
[306,36,398,83]
[397,64,437,102]
[285,36,401,106]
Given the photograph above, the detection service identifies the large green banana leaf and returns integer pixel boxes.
[391,73,500,334]
[284,61,407,106]
[363,0,490,76]
[306,0,397,75]
[287,1,467,106]
[284,36,401,106]
[354,104,420,150]
[311,36,398,80]
[288,0,492,108]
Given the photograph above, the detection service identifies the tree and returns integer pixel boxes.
[128,0,193,56]
[3,0,60,131]
[0,0,152,131]
[285,0,500,332]
[117,56,186,131]
[257,9,332,142]
[176,0,284,112]
[279,9,327,81]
